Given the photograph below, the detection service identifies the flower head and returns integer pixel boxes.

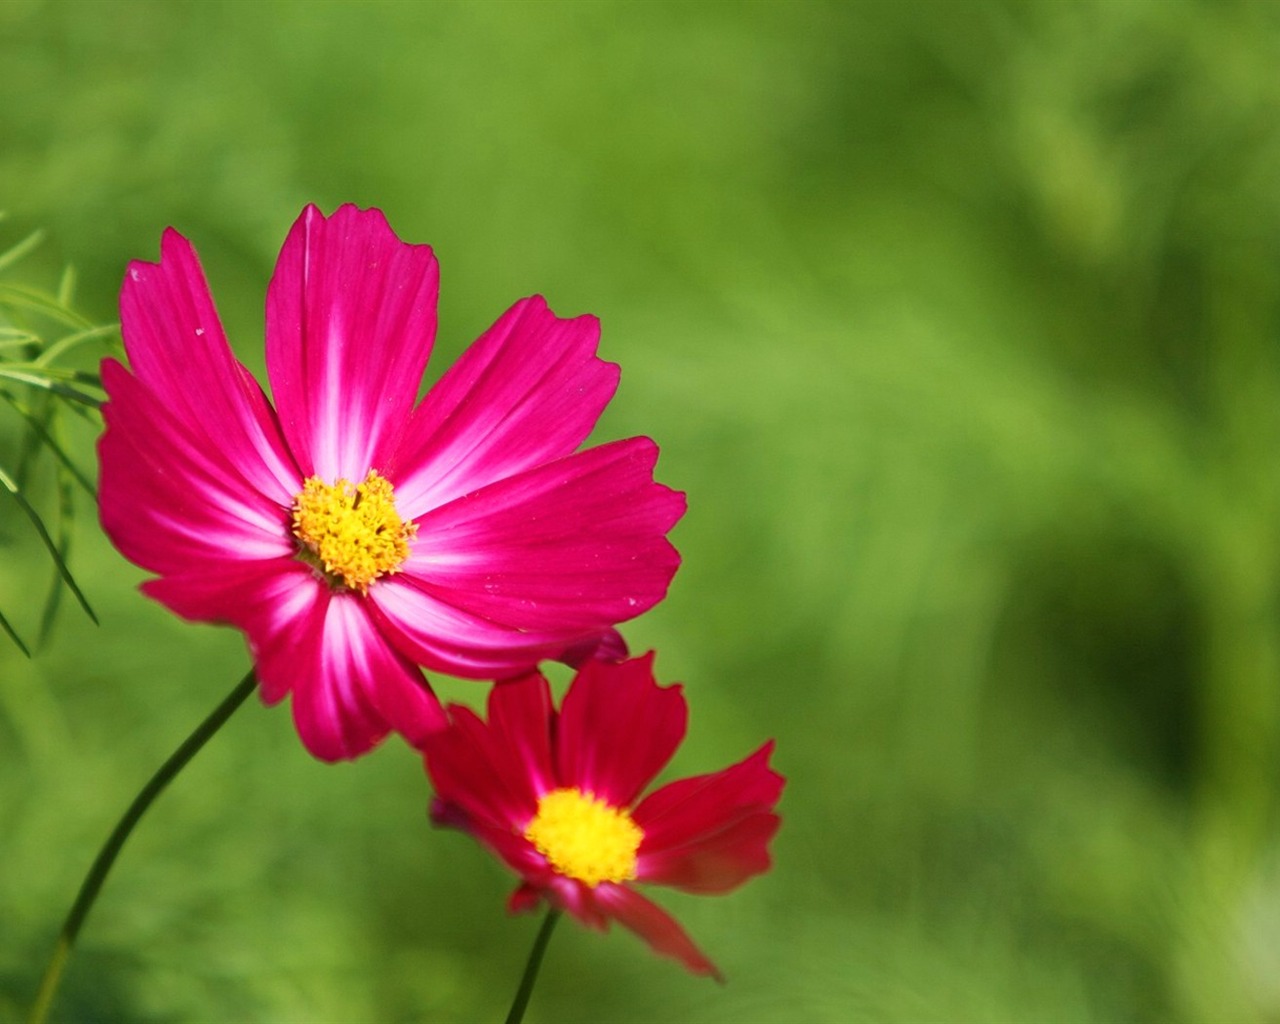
[422,654,784,979]
[99,204,685,761]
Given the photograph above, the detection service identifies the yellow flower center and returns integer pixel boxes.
[524,788,643,887]
[291,470,416,593]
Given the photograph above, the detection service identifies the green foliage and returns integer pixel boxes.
[0,219,111,655]
[4,1,1280,1021]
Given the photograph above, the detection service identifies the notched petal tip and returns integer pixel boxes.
[556,654,687,807]
[267,199,440,482]
[389,291,620,516]
[632,740,785,894]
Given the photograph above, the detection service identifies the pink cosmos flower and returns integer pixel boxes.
[98,204,685,761]
[422,653,783,979]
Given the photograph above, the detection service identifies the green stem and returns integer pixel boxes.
[28,669,257,1024]
[504,908,561,1024]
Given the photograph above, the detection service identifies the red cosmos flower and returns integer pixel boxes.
[98,204,685,761]
[423,654,783,979]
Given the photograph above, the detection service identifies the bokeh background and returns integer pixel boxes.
[4,1,1280,1020]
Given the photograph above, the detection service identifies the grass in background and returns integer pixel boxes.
[4,1,1280,1020]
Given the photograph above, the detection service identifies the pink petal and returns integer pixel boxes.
[290,593,445,760]
[116,228,300,500]
[422,673,554,830]
[265,204,440,482]
[99,360,297,575]
[142,558,326,704]
[388,296,619,516]
[592,883,722,980]
[633,743,784,894]
[557,654,687,808]
[369,580,597,678]
[374,438,684,670]
[145,561,442,760]
[559,628,629,668]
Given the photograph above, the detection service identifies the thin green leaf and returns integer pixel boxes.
[56,265,76,306]
[37,457,76,647]
[0,465,97,625]
[0,363,100,384]
[11,386,52,489]
[0,368,103,407]
[0,388,95,497]
[59,395,102,422]
[34,323,118,367]
[0,228,45,275]
[0,606,31,658]
[0,284,94,330]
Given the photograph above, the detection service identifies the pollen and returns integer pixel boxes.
[524,788,643,887]
[291,470,416,593]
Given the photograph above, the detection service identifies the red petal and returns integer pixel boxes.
[637,813,780,895]
[431,802,549,880]
[592,884,722,980]
[422,673,553,829]
[507,883,544,916]
[486,674,559,798]
[633,743,783,894]
[540,875,610,930]
[556,654,687,808]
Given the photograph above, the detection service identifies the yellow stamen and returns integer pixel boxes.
[524,788,643,887]
[291,470,416,593]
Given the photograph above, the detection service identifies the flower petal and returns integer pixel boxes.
[380,438,684,666]
[389,296,619,516]
[592,883,722,980]
[265,204,440,482]
[634,743,783,894]
[116,227,300,500]
[541,874,612,929]
[142,558,327,704]
[145,561,442,760]
[369,580,595,678]
[423,672,555,831]
[556,653,687,807]
[507,882,544,916]
[432,802,551,882]
[560,628,629,667]
[99,360,297,575]
[290,593,445,760]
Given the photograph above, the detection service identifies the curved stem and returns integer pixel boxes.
[28,669,257,1024]
[504,908,561,1024]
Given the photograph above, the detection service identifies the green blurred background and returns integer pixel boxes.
[5,0,1280,1020]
